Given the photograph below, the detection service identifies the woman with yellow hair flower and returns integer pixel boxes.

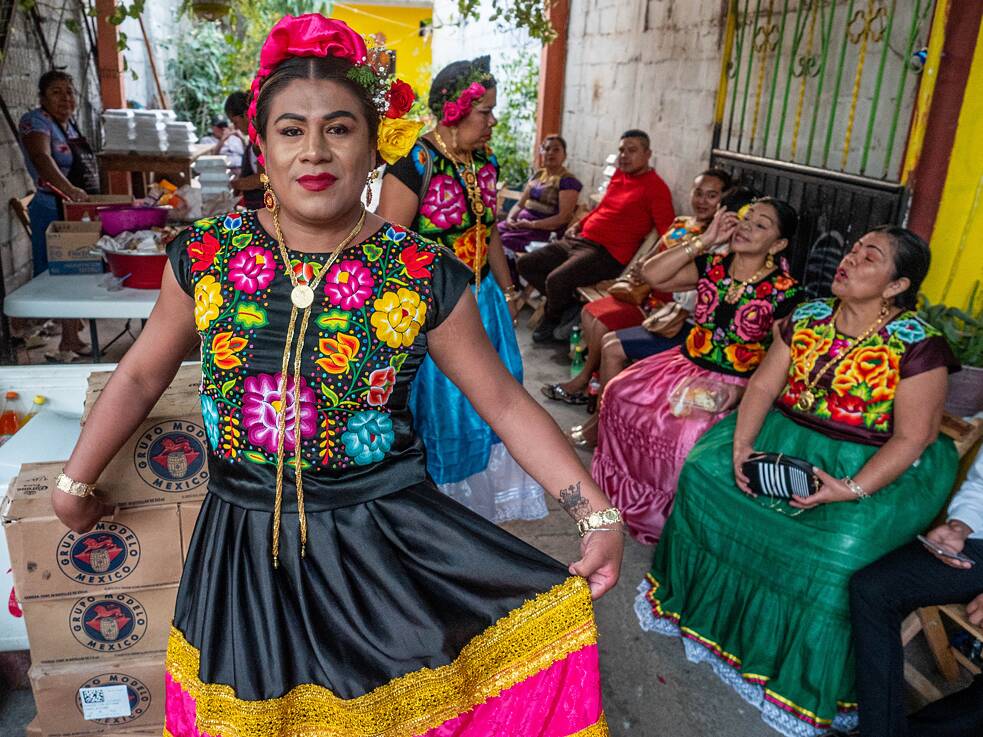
[377,56,546,524]
[52,15,622,737]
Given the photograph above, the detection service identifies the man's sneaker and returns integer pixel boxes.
[532,319,561,343]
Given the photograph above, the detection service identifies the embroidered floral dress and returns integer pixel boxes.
[639,298,960,737]
[162,210,607,737]
[592,254,801,544]
[386,139,547,523]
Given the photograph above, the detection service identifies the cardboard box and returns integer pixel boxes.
[80,365,209,508]
[178,502,202,563]
[2,485,184,600]
[22,585,177,665]
[62,196,133,222]
[30,656,164,736]
[45,221,103,276]
[26,717,158,737]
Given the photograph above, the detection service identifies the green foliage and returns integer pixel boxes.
[455,0,556,43]
[490,51,539,188]
[918,282,983,367]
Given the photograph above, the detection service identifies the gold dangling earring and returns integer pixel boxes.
[880,297,890,317]
[364,170,376,207]
[765,253,775,270]
[451,126,458,154]
[260,173,278,213]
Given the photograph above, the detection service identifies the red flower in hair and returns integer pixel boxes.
[386,80,415,119]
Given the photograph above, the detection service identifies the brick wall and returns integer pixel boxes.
[562,0,728,208]
[0,0,99,293]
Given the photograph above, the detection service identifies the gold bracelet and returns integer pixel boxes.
[55,472,97,498]
[692,237,706,255]
[576,507,625,537]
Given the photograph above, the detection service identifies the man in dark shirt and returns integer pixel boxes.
[224,92,265,210]
[518,130,675,342]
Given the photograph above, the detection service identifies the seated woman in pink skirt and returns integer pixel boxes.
[592,198,802,543]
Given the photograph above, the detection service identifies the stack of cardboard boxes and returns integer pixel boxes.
[3,365,206,736]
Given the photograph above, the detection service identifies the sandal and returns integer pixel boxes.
[540,383,588,405]
[44,350,81,364]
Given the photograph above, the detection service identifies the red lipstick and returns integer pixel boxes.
[297,173,337,192]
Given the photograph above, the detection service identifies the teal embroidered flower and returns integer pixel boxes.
[887,318,927,344]
[200,395,220,450]
[341,411,395,465]
[793,300,834,322]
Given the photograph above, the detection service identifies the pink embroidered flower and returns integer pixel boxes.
[241,373,317,454]
[477,163,497,212]
[420,174,466,229]
[367,367,397,406]
[227,246,276,294]
[323,259,375,309]
[733,299,775,341]
[693,279,719,324]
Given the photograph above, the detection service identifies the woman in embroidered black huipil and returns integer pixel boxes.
[51,15,622,737]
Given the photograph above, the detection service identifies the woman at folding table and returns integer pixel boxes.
[18,70,100,361]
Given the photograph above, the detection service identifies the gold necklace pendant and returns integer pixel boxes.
[724,282,743,304]
[794,389,816,412]
[291,284,315,309]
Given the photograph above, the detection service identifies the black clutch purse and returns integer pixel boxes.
[741,452,819,499]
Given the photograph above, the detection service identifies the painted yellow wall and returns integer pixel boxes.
[329,3,432,98]
[921,17,983,309]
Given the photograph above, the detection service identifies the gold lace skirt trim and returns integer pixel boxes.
[166,576,599,737]
[163,717,608,737]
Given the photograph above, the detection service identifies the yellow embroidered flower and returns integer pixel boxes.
[377,118,425,165]
[789,327,833,381]
[194,275,223,331]
[317,333,360,375]
[370,289,427,348]
[832,345,899,402]
[211,331,248,370]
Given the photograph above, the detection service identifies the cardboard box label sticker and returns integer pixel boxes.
[75,672,151,725]
[133,420,209,493]
[58,522,142,586]
[70,592,150,654]
[79,684,131,720]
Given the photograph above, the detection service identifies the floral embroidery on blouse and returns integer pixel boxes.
[177,212,452,470]
[409,142,499,273]
[778,298,947,435]
[682,254,800,376]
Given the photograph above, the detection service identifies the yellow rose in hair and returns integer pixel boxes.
[377,118,425,165]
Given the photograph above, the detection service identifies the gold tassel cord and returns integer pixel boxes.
[268,197,367,567]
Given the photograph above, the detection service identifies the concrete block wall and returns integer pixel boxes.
[0,1,98,294]
[562,0,728,208]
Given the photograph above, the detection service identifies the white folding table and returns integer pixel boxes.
[3,271,160,362]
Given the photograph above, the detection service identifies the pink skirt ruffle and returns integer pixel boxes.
[591,347,747,544]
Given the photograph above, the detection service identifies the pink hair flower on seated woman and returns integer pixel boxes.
[323,259,375,310]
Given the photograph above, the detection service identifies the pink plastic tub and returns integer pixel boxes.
[98,206,169,237]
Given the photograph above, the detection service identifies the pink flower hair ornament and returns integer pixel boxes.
[440,82,487,126]
[246,14,422,166]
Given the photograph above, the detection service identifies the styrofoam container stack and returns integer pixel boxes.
[101,109,134,152]
[166,121,197,155]
[194,155,232,194]
[131,110,176,154]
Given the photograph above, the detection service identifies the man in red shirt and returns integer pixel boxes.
[518,130,675,342]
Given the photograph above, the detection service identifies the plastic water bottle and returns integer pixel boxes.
[569,326,585,378]
[586,373,601,414]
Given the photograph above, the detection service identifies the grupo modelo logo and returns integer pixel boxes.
[58,523,140,585]
[70,592,148,653]
[75,672,151,725]
[134,420,208,492]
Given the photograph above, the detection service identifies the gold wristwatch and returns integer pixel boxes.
[576,507,624,537]
[55,473,97,498]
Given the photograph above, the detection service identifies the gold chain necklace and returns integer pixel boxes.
[793,302,892,412]
[267,203,366,567]
[431,130,488,295]
[724,258,774,304]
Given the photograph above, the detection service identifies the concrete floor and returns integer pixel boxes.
[0,310,960,736]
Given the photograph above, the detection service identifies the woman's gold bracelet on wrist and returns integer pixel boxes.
[55,472,97,498]
[843,476,868,500]
[576,507,625,537]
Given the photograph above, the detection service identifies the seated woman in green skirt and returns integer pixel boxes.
[637,226,960,737]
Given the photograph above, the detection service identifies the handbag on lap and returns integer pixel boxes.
[741,453,819,499]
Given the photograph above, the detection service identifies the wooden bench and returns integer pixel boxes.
[902,416,983,704]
